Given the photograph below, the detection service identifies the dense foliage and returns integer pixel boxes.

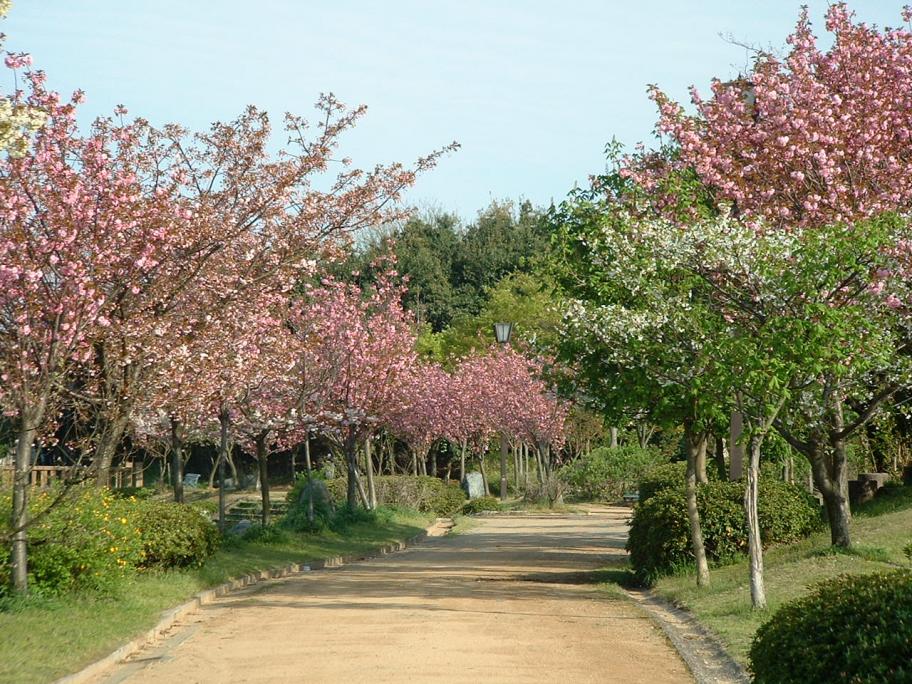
[626,479,820,584]
[133,500,221,570]
[0,487,142,596]
[560,446,667,501]
[0,486,219,596]
[749,571,912,683]
[346,202,550,331]
[325,476,466,517]
[461,496,502,514]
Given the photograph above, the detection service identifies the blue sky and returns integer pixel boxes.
[4,1,905,219]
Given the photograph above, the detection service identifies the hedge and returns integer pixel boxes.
[325,475,465,516]
[626,478,820,584]
[559,446,668,501]
[750,571,912,683]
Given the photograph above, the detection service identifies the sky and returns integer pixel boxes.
[4,1,906,221]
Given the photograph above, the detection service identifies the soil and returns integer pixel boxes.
[94,506,692,683]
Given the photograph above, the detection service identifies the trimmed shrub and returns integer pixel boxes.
[749,571,912,683]
[0,486,144,596]
[560,446,668,501]
[462,496,502,514]
[637,462,688,503]
[626,479,820,584]
[133,500,220,569]
[241,524,291,545]
[636,460,728,503]
[325,475,465,516]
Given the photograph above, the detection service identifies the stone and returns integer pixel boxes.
[858,472,890,489]
[298,478,330,507]
[848,479,878,506]
[462,471,485,500]
[230,519,253,536]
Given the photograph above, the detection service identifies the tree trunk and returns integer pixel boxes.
[524,443,531,489]
[459,441,467,481]
[345,432,359,508]
[811,447,851,546]
[290,440,297,483]
[609,427,618,448]
[365,438,377,510]
[170,417,184,504]
[636,423,656,449]
[685,422,710,587]
[499,434,509,502]
[430,446,437,479]
[354,467,370,508]
[513,443,521,489]
[304,436,314,524]
[256,432,270,527]
[218,407,229,532]
[745,436,766,609]
[11,421,37,594]
[478,454,491,496]
[93,414,130,488]
[713,435,727,480]
[729,412,745,480]
[695,434,709,484]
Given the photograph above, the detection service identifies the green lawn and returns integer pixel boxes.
[649,486,912,665]
[0,507,432,684]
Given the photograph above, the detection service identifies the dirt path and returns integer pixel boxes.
[95,507,691,683]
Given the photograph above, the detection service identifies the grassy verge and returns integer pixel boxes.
[649,485,912,665]
[0,506,432,684]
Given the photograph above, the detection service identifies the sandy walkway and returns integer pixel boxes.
[95,507,691,684]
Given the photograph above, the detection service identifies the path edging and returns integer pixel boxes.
[53,520,446,684]
[624,588,750,684]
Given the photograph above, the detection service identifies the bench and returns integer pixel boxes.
[622,491,639,505]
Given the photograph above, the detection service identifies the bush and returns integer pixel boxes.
[133,500,220,569]
[241,524,292,545]
[462,496,502,514]
[0,486,144,596]
[560,446,668,501]
[637,462,688,503]
[324,475,465,517]
[749,571,912,683]
[626,479,820,584]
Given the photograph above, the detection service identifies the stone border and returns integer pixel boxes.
[624,588,750,684]
[53,521,447,684]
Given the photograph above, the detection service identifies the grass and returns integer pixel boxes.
[648,484,912,665]
[0,506,432,684]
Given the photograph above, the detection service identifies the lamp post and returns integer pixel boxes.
[494,322,513,502]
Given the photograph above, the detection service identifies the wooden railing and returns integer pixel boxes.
[0,463,143,489]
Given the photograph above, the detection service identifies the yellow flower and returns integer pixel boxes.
[120,517,128,524]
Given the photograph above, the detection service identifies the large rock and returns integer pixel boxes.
[298,478,330,508]
[230,519,253,536]
[462,472,486,500]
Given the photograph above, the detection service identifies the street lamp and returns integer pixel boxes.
[494,321,513,502]
[493,321,513,345]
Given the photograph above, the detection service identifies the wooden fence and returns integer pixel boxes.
[0,463,142,489]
